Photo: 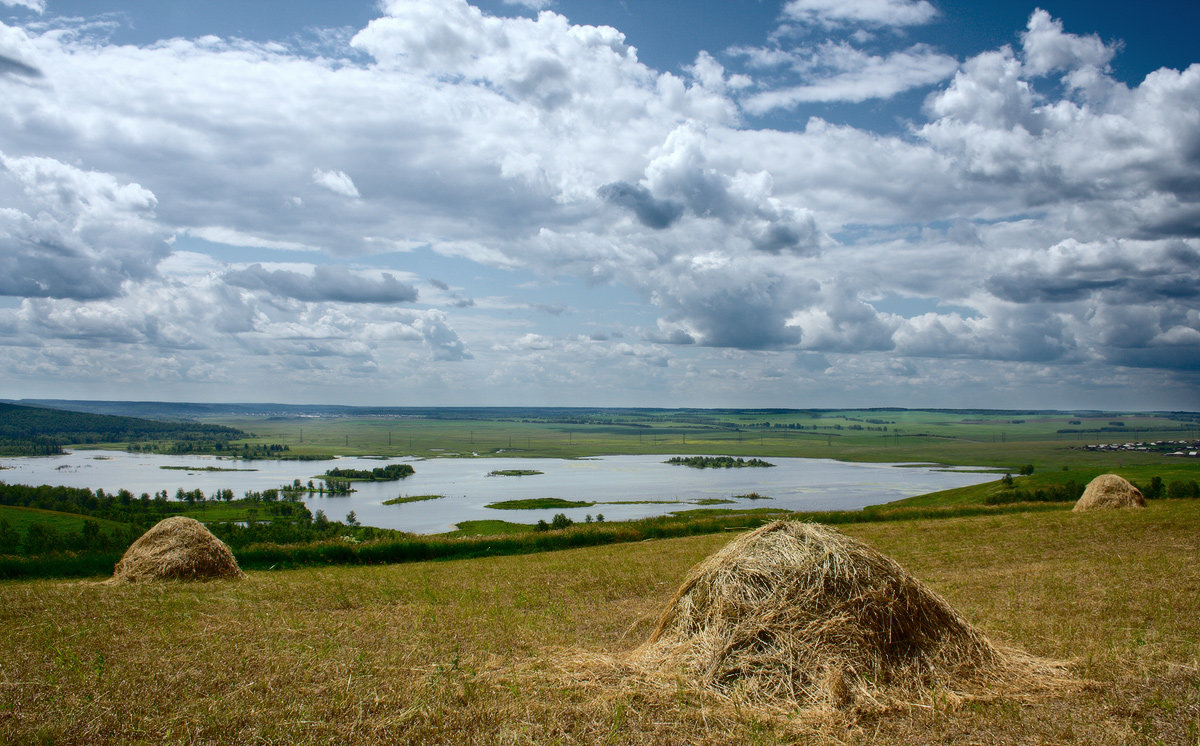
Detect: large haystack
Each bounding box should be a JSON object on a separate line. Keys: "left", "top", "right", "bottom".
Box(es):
{"left": 110, "top": 516, "right": 244, "bottom": 582}
{"left": 1073, "top": 474, "right": 1146, "bottom": 512}
{"left": 632, "top": 521, "right": 1034, "bottom": 710}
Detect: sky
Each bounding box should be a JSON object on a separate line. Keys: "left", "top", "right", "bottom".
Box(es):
{"left": 0, "top": 0, "right": 1198, "bottom": 410}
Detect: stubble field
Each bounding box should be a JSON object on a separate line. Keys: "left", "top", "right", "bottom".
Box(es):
{"left": 3, "top": 500, "right": 1197, "bottom": 744}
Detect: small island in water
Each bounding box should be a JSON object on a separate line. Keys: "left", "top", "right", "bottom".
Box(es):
{"left": 665, "top": 456, "right": 775, "bottom": 469}
{"left": 320, "top": 463, "right": 415, "bottom": 482}
{"left": 486, "top": 497, "right": 594, "bottom": 510}
{"left": 383, "top": 494, "right": 444, "bottom": 505}
{"left": 488, "top": 469, "right": 544, "bottom": 477}
{"left": 160, "top": 465, "right": 258, "bottom": 472}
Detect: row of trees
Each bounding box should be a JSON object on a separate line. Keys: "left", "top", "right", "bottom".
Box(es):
{"left": 534, "top": 513, "right": 605, "bottom": 531}
{"left": 281, "top": 479, "right": 352, "bottom": 495}
{"left": 126, "top": 441, "right": 293, "bottom": 458}
{"left": 988, "top": 474, "right": 1200, "bottom": 504}
{"left": 666, "top": 456, "right": 775, "bottom": 469}
{"left": 0, "top": 482, "right": 308, "bottom": 528}
{"left": 748, "top": 422, "right": 888, "bottom": 432}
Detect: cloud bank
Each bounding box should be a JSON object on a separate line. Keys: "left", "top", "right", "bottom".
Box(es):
{"left": 0, "top": 2, "right": 1195, "bottom": 407}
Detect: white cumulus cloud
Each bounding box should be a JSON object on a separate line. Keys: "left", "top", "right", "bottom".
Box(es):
{"left": 312, "top": 168, "right": 360, "bottom": 199}
{"left": 782, "top": 0, "right": 938, "bottom": 29}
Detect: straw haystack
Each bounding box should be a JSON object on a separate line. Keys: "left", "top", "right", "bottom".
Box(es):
{"left": 1073, "top": 474, "right": 1146, "bottom": 512}
{"left": 632, "top": 521, "right": 1036, "bottom": 710}
{"left": 110, "top": 516, "right": 244, "bottom": 582}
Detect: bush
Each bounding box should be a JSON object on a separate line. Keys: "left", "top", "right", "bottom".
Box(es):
{"left": 22, "top": 522, "right": 57, "bottom": 554}
{"left": 0, "top": 519, "right": 18, "bottom": 554}
{"left": 1139, "top": 476, "right": 1164, "bottom": 499}
{"left": 984, "top": 480, "right": 1085, "bottom": 505}
{"left": 550, "top": 513, "right": 573, "bottom": 530}
{"left": 1165, "top": 480, "right": 1200, "bottom": 499}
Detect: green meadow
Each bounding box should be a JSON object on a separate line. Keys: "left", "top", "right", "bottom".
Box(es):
{"left": 200, "top": 408, "right": 1200, "bottom": 470}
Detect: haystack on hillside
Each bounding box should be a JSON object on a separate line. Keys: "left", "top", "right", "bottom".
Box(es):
{"left": 1074, "top": 474, "right": 1146, "bottom": 512}
{"left": 632, "top": 521, "right": 1036, "bottom": 709}
{"left": 110, "top": 516, "right": 244, "bottom": 582}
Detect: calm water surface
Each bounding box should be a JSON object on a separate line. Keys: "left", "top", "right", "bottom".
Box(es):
{"left": 0, "top": 450, "right": 995, "bottom": 533}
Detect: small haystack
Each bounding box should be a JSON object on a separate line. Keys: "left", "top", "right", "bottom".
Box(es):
{"left": 110, "top": 516, "right": 244, "bottom": 582}
{"left": 1073, "top": 474, "right": 1146, "bottom": 512}
{"left": 631, "top": 521, "right": 1039, "bottom": 710}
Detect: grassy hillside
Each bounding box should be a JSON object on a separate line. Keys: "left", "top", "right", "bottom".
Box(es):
{"left": 0, "top": 504, "right": 127, "bottom": 534}
{"left": 2, "top": 501, "right": 1197, "bottom": 744}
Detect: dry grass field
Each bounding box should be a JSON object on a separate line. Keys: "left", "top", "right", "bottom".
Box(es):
{"left": 2, "top": 500, "right": 1198, "bottom": 744}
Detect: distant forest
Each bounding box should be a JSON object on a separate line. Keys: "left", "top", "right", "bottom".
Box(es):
{"left": 0, "top": 402, "right": 247, "bottom": 456}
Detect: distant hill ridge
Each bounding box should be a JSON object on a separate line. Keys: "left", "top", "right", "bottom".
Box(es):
{"left": 0, "top": 402, "right": 246, "bottom": 456}
{"left": 8, "top": 399, "right": 1192, "bottom": 421}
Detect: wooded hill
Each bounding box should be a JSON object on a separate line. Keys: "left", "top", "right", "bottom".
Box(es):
{"left": 0, "top": 402, "right": 247, "bottom": 456}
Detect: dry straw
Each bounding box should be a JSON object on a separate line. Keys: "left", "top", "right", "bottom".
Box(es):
{"left": 1073, "top": 473, "right": 1146, "bottom": 512}
{"left": 627, "top": 521, "right": 1064, "bottom": 713}
{"left": 108, "top": 515, "right": 245, "bottom": 582}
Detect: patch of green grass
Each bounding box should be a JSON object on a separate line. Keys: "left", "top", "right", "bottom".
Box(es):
{"left": 180, "top": 505, "right": 263, "bottom": 522}
{"left": 0, "top": 504, "right": 127, "bottom": 534}
{"left": 485, "top": 498, "right": 596, "bottom": 510}
{"left": 382, "top": 494, "right": 445, "bottom": 505}
{"left": 691, "top": 498, "right": 736, "bottom": 505}
{"left": 444, "top": 520, "right": 534, "bottom": 536}
{"left": 174, "top": 500, "right": 306, "bottom": 524}
{"left": 668, "top": 507, "right": 790, "bottom": 518}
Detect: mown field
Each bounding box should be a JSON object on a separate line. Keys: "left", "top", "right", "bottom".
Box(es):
{"left": 2, "top": 500, "right": 1197, "bottom": 744}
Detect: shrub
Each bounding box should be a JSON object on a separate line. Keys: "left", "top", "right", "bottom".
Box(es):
{"left": 1165, "top": 480, "right": 1200, "bottom": 499}
{"left": 0, "top": 519, "right": 18, "bottom": 554}
{"left": 550, "top": 513, "right": 573, "bottom": 530}
{"left": 22, "top": 522, "right": 57, "bottom": 555}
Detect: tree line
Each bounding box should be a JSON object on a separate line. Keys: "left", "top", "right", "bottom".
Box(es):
{"left": 0, "top": 480, "right": 379, "bottom": 559}
{"left": 665, "top": 456, "right": 775, "bottom": 468}
{"left": 985, "top": 474, "right": 1199, "bottom": 505}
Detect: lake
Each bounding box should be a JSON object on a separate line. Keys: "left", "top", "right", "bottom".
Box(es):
{"left": 0, "top": 450, "right": 997, "bottom": 533}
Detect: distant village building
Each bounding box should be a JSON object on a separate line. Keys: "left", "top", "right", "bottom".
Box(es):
{"left": 1081, "top": 439, "right": 1200, "bottom": 456}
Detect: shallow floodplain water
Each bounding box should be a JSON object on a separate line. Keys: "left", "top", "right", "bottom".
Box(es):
{"left": 0, "top": 451, "right": 997, "bottom": 533}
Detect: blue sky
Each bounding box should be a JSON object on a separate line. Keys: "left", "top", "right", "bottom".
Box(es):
{"left": 1, "top": 0, "right": 1198, "bottom": 409}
